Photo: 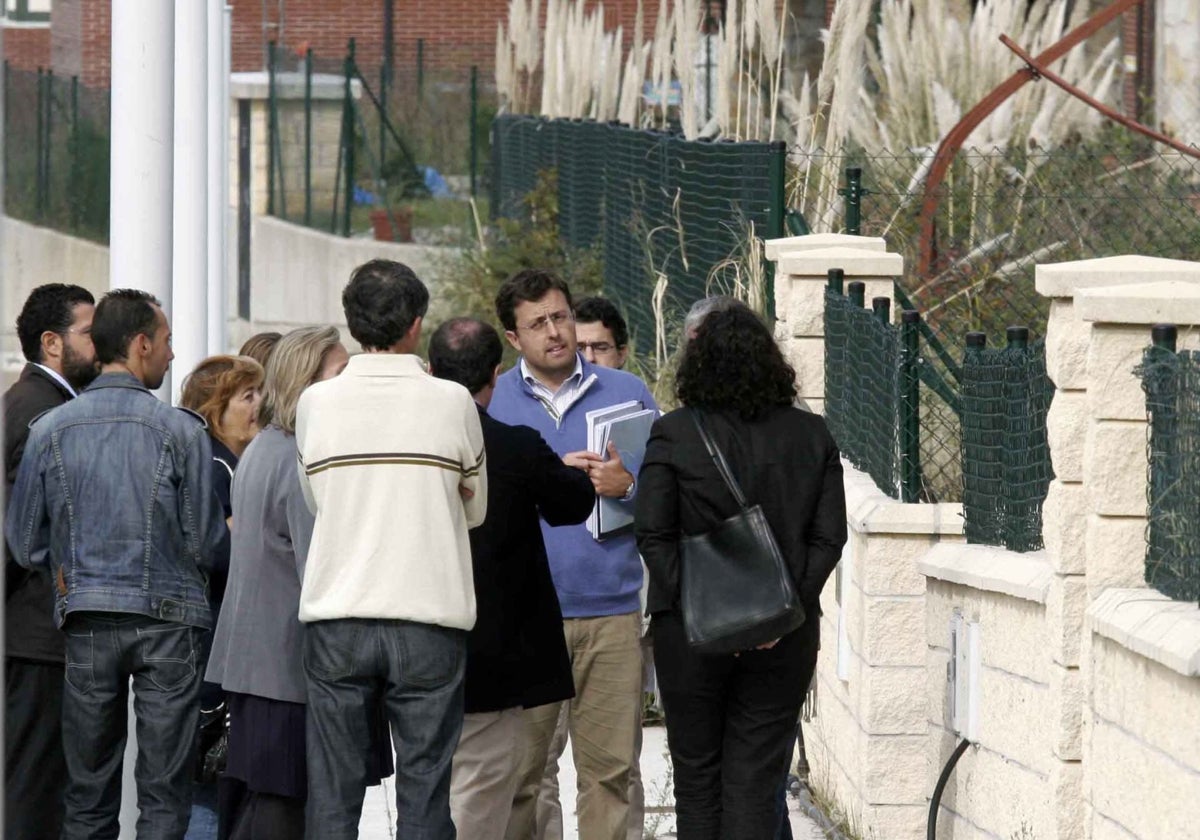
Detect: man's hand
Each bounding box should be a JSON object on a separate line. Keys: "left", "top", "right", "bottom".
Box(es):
{"left": 459, "top": 484, "right": 475, "bottom": 501}
{"left": 563, "top": 443, "right": 635, "bottom": 498}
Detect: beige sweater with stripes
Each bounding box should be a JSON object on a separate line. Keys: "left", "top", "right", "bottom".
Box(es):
{"left": 294, "top": 353, "right": 486, "bottom": 629}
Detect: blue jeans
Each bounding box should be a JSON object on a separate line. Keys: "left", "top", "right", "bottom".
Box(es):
{"left": 304, "top": 618, "right": 466, "bottom": 840}
{"left": 61, "top": 613, "right": 203, "bottom": 840}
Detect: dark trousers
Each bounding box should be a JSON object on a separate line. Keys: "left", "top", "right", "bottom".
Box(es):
{"left": 6, "top": 657, "right": 68, "bottom": 840}
{"left": 219, "top": 778, "right": 305, "bottom": 840}
{"left": 652, "top": 611, "right": 820, "bottom": 840}
{"left": 304, "top": 618, "right": 466, "bottom": 840}
{"left": 61, "top": 613, "right": 203, "bottom": 840}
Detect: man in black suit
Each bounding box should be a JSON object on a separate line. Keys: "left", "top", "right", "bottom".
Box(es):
{"left": 4, "top": 283, "right": 100, "bottom": 840}
{"left": 429, "top": 317, "right": 595, "bottom": 840}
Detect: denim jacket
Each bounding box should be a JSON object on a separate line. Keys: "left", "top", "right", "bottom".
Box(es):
{"left": 4, "top": 372, "right": 226, "bottom": 629}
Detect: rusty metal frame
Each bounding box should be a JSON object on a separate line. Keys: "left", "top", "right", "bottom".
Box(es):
{"left": 1000, "top": 35, "right": 1200, "bottom": 161}
{"left": 916, "top": 0, "right": 1145, "bottom": 280}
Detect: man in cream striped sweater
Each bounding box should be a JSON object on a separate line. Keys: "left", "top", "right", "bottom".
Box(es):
{"left": 295, "top": 259, "right": 487, "bottom": 839}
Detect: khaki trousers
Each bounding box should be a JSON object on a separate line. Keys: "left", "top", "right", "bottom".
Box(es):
{"left": 451, "top": 708, "right": 527, "bottom": 840}
{"left": 536, "top": 636, "right": 653, "bottom": 840}
{"left": 506, "top": 612, "right": 643, "bottom": 840}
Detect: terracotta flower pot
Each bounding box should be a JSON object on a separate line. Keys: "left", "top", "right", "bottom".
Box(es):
{"left": 369, "top": 207, "right": 414, "bottom": 243}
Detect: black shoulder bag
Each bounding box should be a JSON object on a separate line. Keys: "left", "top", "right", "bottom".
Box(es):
{"left": 679, "top": 410, "right": 805, "bottom": 654}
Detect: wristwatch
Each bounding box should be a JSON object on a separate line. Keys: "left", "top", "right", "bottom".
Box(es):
{"left": 621, "top": 476, "right": 636, "bottom": 501}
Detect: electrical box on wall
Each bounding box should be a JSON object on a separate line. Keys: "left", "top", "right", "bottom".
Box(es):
{"left": 947, "top": 610, "right": 981, "bottom": 741}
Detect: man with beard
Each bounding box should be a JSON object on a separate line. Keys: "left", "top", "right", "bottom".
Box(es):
{"left": 3, "top": 283, "right": 100, "bottom": 840}
{"left": 3, "top": 284, "right": 98, "bottom": 840}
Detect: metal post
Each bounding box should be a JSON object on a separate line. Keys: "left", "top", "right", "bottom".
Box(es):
{"left": 342, "top": 38, "right": 356, "bottom": 237}
{"left": 379, "top": 62, "right": 387, "bottom": 181}
{"left": 267, "top": 40, "right": 277, "bottom": 216}
{"left": 1006, "top": 325, "right": 1029, "bottom": 350}
{"left": 45, "top": 69, "right": 54, "bottom": 216}
{"left": 766, "top": 140, "right": 786, "bottom": 319}
{"left": 469, "top": 65, "right": 478, "bottom": 197}
{"left": 304, "top": 48, "right": 313, "bottom": 227}
{"left": 35, "top": 68, "right": 44, "bottom": 219}
{"left": 69, "top": 75, "right": 79, "bottom": 228}
{"left": 704, "top": 33, "right": 712, "bottom": 124}
{"left": 840, "top": 166, "right": 866, "bottom": 235}
{"left": 416, "top": 38, "right": 425, "bottom": 102}
{"left": 900, "top": 309, "right": 922, "bottom": 503}
{"left": 1152, "top": 323, "right": 1177, "bottom": 352}
{"left": 110, "top": 0, "right": 175, "bottom": 396}
{"left": 848, "top": 281, "right": 865, "bottom": 309}
{"left": 872, "top": 296, "right": 890, "bottom": 324}
{"left": 827, "top": 268, "right": 844, "bottom": 294}
{"left": 172, "top": 0, "right": 210, "bottom": 402}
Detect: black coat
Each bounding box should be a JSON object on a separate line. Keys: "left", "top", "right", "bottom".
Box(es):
{"left": 4, "top": 364, "right": 74, "bottom": 662}
{"left": 635, "top": 406, "right": 848, "bottom": 617}
{"left": 464, "top": 405, "right": 595, "bottom": 714}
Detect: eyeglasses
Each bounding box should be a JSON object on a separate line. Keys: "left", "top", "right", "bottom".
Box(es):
{"left": 578, "top": 341, "right": 618, "bottom": 354}
{"left": 518, "top": 310, "right": 574, "bottom": 334}
{"left": 65, "top": 327, "right": 91, "bottom": 337}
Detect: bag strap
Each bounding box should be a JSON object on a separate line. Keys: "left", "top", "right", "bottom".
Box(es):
{"left": 689, "top": 409, "right": 749, "bottom": 511}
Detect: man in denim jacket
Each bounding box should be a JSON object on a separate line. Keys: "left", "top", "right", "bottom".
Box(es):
{"left": 5, "top": 288, "right": 228, "bottom": 840}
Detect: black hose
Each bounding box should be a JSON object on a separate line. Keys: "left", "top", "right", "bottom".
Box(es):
{"left": 927, "top": 737, "right": 971, "bottom": 840}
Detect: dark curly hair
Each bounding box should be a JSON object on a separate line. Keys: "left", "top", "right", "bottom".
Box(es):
{"left": 342, "top": 259, "right": 429, "bottom": 350}
{"left": 676, "top": 306, "right": 797, "bottom": 420}
{"left": 16, "top": 284, "right": 95, "bottom": 363}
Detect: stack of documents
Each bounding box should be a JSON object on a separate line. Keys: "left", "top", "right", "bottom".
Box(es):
{"left": 585, "top": 401, "right": 656, "bottom": 539}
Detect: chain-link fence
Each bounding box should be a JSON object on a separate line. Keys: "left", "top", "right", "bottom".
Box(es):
{"left": 266, "top": 39, "right": 490, "bottom": 242}
{"left": 1139, "top": 328, "right": 1200, "bottom": 605}
{"left": 795, "top": 135, "right": 1200, "bottom": 508}
{"left": 960, "top": 331, "right": 1054, "bottom": 552}
{"left": 3, "top": 63, "right": 111, "bottom": 242}
{"left": 491, "top": 114, "right": 786, "bottom": 351}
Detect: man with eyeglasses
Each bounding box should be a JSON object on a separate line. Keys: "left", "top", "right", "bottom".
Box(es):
{"left": 490, "top": 270, "right": 657, "bottom": 840}
{"left": 573, "top": 297, "right": 630, "bottom": 371}
{"left": 3, "top": 283, "right": 100, "bottom": 840}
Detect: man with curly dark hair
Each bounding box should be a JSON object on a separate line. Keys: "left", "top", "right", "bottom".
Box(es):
{"left": 295, "top": 259, "right": 487, "bottom": 839}
{"left": 636, "top": 306, "right": 847, "bottom": 839}
{"left": 3, "top": 283, "right": 98, "bottom": 840}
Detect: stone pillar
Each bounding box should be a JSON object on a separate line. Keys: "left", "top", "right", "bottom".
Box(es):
{"left": 765, "top": 234, "right": 903, "bottom": 415}
{"left": 1037, "top": 255, "right": 1200, "bottom": 840}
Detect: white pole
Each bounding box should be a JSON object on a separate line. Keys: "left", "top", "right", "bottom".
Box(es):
{"left": 109, "top": 0, "right": 175, "bottom": 398}
{"left": 172, "top": 0, "right": 210, "bottom": 402}
{"left": 206, "top": 1, "right": 229, "bottom": 356}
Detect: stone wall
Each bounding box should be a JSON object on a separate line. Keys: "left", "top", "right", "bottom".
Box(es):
{"left": 766, "top": 239, "right": 1200, "bottom": 840}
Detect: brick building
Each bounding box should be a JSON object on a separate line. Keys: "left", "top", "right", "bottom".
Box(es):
{"left": 0, "top": 0, "right": 1169, "bottom": 130}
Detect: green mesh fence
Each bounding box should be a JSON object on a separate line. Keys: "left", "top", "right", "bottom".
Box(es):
{"left": 3, "top": 64, "right": 111, "bottom": 242}
{"left": 1139, "top": 340, "right": 1200, "bottom": 604}
{"left": 960, "top": 335, "right": 1054, "bottom": 552}
{"left": 823, "top": 288, "right": 901, "bottom": 498}
{"left": 491, "top": 115, "right": 786, "bottom": 350}
{"left": 266, "top": 41, "right": 488, "bottom": 242}
{"left": 793, "top": 134, "right": 1200, "bottom": 507}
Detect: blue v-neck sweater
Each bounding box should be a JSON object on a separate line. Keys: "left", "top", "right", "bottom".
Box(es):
{"left": 489, "top": 357, "right": 658, "bottom": 618}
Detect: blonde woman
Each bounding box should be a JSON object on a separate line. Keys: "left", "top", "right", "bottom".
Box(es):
{"left": 206, "top": 327, "right": 353, "bottom": 839}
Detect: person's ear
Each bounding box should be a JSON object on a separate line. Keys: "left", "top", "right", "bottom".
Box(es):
{"left": 40, "top": 330, "right": 64, "bottom": 363}
{"left": 408, "top": 316, "right": 423, "bottom": 342}
{"left": 490, "top": 363, "right": 502, "bottom": 388}
{"left": 504, "top": 330, "right": 521, "bottom": 352}
{"left": 617, "top": 346, "right": 629, "bottom": 369}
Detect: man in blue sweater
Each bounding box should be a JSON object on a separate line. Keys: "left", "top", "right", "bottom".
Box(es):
{"left": 490, "top": 270, "right": 657, "bottom": 840}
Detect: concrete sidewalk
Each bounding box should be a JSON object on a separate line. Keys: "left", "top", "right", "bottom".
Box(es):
{"left": 358, "top": 725, "right": 828, "bottom": 839}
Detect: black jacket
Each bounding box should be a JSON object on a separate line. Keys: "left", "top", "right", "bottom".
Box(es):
{"left": 464, "top": 405, "right": 595, "bottom": 714}
{"left": 635, "top": 406, "right": 848, "bottom": 617}
{"left": 4, "top": 364, "right": 73, "bottom": 662}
